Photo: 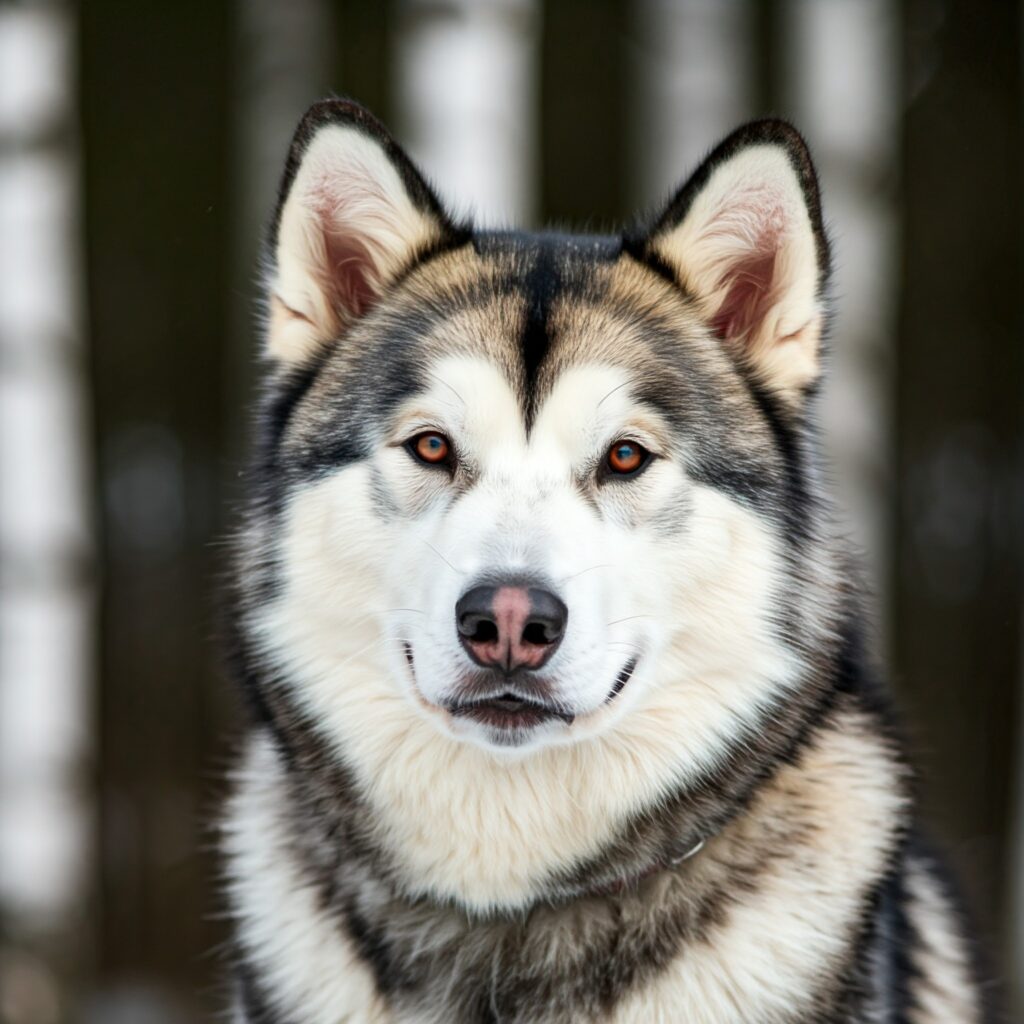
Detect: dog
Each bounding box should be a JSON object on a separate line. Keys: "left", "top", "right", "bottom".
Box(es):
{"left": 220, "top": 98, "right": 995, "bottom": 1023}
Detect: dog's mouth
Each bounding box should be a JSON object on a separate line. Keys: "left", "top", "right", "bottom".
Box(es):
{"left": 403, "top": 642, "right": 639, "bottom": 731}
{"left": 447, "top": 692, "right": 576, "bottom": 729}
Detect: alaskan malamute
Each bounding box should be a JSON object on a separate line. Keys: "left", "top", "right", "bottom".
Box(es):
{"left": 221, "top": 99, "right": 995, "bottom": 1022}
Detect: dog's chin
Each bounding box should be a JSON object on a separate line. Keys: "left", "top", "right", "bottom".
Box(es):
{"left": 445, "top": 710, "right": 573, "bottom": 752}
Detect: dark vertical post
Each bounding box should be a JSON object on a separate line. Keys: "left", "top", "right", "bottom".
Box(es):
{"left": 752, "top": 0, "right": 784, "bottom": 116}
{"left": 330, "top": 0, "right": 394, "bottom": 125}
{"left": 897, "top": 0, "right": 1023, "bottom": 967}
{"left": 539, "top": 0, "right": 628, "bottom": 226}
{"left": 79, "top": 2, "right": 234, "bottom": 1013}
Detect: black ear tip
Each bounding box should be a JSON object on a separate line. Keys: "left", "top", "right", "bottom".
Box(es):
{"left": 645, "top": 116, "right": 823, "bottom": 241}
{"left": 270, "top": 95, "right": 462, "bottom": 254}
{"left": 269, "top": 97, "right": 395, "bottom": 253}
{"left": 736, "top": 117, "right": 809, "bottom": 144}
{"left": 710, "top": 117, "right": 823, "bottom": 220}
{"left": 292, "top": 97, "right": 391, "bottom": 150}
{"left": 714, "top": 118, "right": 816, "bottom": 173}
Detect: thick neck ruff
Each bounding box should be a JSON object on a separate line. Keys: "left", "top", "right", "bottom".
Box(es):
{"left": 226, "top": 697, "right": 907, "bottom": 1023}
{"left": 585, "top": 835, "right": 707, "bottom": 899}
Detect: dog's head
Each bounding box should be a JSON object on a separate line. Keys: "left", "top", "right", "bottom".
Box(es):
{"left": 243, "top": 100, "right": 835, "bottom": 765}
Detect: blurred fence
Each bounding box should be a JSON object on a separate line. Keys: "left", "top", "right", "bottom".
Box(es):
{"left": 0, "top": 1, "right": 1021, "bottom": 1020}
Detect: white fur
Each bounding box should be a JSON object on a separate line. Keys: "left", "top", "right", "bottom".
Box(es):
{"left": 248, "top": 355, "right": 810, "bottom": 911}
{"left": 651, "top": 145, "right": 823, "bottom": 399}
{"left": 226, "top": 711, "right": 902, "bottom": 1024}
{"left": 905, "top": 859, "right": 982, "bottom": 1023}
{"left": 270, "top": 125, "right": 440, "bottom": 363}
{"left": 223, "top": 736, "right": 390, "bottom": 1024}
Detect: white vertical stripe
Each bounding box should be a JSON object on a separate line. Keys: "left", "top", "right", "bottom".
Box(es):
{"left": 0, "top": 3, "right": 93, "bottom": 932}
{"left": 633, "top": 0, "right": 897, "bottom": 625}
{"left": 227, "top": 0, "right": 335, "bottom": 446}
{"left": 631, "top": 0, "right": 753, "bottom": 207}
{"left": 781, "top": 0, "right": 898, "bottom": 623}
{"left": 395, "top": 0, "right": 539, "bottom": 226}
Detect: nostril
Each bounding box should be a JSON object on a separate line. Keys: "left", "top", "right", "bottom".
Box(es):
{"left": 465, "top": 617, "right": 499, "bottom": 644}
{"left": 522, "top": 588, "right": 568, "bottom": 648}
{"left": 522, "top": 620, "right": 558, "bottom": 646}
{"left": 456, "top": 586, "right": 503, "bottom": 651}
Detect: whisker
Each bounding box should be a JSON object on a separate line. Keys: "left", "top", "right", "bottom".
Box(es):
{"left": 558, "top": 563, "right": 611, "bottom": 585}
{"left": 606, "top": 614, "right": 652, "bottom": 628}
{"left": 419, "top": 537, "right": 464, "bottom": 575}
{"left": 596, "top": 380, "right": 631, "bottom": 410}
{"left": 426, "top": 369, "right": 466, "bottom": 408}
{"left": 322, "top": 635, "right": 412, "bottom": 674}
{"left": 332, "top": 608, "right": 426, "bottom": 633}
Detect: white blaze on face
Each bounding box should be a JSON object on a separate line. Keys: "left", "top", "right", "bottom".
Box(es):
{"left": 378, "top": 357, "right": 673, "bottom": 747}
{"left": 255, "top": 352, "right": 802, "bottom": 905}
{"left": 260, "top": 350, "right": 799, "bottom": 757}
{"left": 385, "top": 356, "right": 663, "bottom": 724}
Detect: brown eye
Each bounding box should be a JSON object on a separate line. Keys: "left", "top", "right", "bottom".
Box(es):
{"left": 409, "top": 431, "right": 452, "bottom": 467}
{"left": 606, "top": 440, "right": 648, "bottom": 476}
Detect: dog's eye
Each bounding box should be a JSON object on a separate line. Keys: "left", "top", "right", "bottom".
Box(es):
{"left": 408, "top": 431, "right": 454, "bottom": 468}
{"left": 606, "top": 440, "right": 649, "bottom": 477}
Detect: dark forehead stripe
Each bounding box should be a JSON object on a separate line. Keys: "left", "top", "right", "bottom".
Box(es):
{"left": 474, "top": 231, "right": 622, "bottom": 414}
{"left": 521, "top": 239, "right": 558, "bottom": 397}
{"left": 268, "top": 231, "right": 626, "bottom": 476}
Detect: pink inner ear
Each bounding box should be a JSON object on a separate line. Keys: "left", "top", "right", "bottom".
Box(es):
{"left": 320, "top": 225, "right": 378, "bottom": 322}
{"left": 710, "top": 249, "right": 779, "bottom": 345}
{"left": 308, "top": 174, "right": 389, "bottom": 325}
{"left": 706, "top": 191, "right": 787, "bottom": 347}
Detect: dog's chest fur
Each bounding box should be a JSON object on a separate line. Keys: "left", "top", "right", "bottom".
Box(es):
{"left": 223, "top": 700, "right": 939, "bottom": 1024}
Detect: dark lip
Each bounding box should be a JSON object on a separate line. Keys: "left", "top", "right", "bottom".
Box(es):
{"left": 447, "top": 692, "right": 575, "bottom": 729}
{"left": 605, "top": 656, "right": 638, "bottom": 703}
{"left": 405, "top": 643, "right": 639, "bottom": 725}
{"left": 406, "top": 644, "right": 571, "bottom": 728}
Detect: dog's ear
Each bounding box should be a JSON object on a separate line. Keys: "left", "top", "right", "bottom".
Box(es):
{"left": 633, "top": 120, "right": 830, "bottom": 405}
{"left": 266, "top": 99, "right": 463, "bottom": 364}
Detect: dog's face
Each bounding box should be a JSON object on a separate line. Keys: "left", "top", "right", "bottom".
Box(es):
{"left": 248, "top": 102, "right": 831, "bottom": 762}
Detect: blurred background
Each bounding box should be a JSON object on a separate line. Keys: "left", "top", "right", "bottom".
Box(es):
{"left": 0, "top": 0, "right": 1021, "bottom": 1020}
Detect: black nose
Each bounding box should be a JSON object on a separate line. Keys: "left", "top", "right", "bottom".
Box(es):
{"left": 456, "top": 583, "right": 568, "bottom": 672}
